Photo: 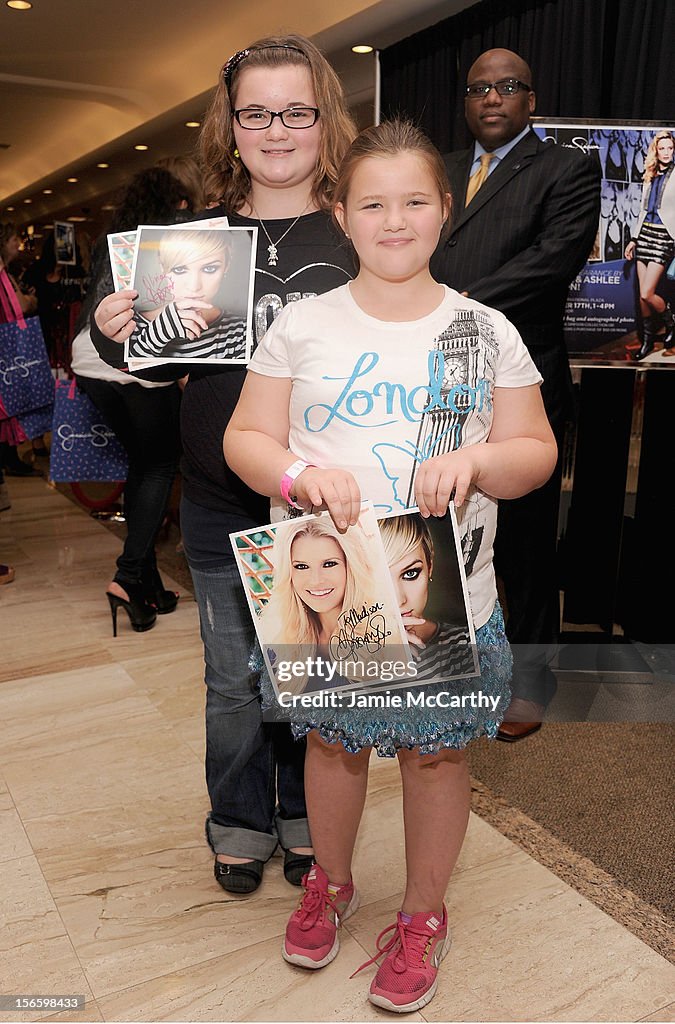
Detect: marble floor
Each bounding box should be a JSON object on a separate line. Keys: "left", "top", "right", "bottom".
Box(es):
{"left": 0, "top": 475, "right": 673, "bottom": 1024}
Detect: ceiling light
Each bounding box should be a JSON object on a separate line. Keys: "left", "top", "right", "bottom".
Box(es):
{"left": 6, "top": 1, "right": 33, "bottom": 9}
{"left": 42, "top": 189, "right": 53, "bottom": 195}
{"left": 67, "top": 177, "right": 78, "bottom": 183}
{"left": 352, "top": 44, "right": 374, "bottom": 54}
{"left": 97, "top": 162, "right": 109, "bottom": 168}
{"left": 23, "top": 198, "right": 32, "bottom": 204}
{"left": 134, "top": 144, "right": 149, "bottom": 151}
{"left": 101, "top": 204, "right": 116, "bottom": 211}
{"left": 185, "top": 121, "right": 200, "bottom": 128}
{"left": 6, "top": 206, "right": 15, "bottom": 211}
{"left": 67, "top": 216, "right": 87, "bottom": 222}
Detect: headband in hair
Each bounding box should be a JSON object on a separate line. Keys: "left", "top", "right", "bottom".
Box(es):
{"left": 223, "top": 44, "right": 308, "bottom": 83}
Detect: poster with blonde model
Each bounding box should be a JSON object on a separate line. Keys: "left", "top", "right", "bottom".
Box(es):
{"left": 123, "top": 223, "right": 255, "bottom": 365}
{"left": 231, "top": 504, "right": 414, "bottom": 700}
{"left": 378, "top": 508, "right": 479, "bottom": 684}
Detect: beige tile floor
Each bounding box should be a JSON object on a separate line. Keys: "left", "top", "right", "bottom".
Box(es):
{"left": 1, "top": 476, "right": 674, "bottom": 1023}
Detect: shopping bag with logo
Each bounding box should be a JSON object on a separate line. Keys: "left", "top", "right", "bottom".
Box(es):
{"left": 0, "top": 271, "right": 55, "bottom": 420}
{"left": 49, "top": 379, "right": 128, "bottom": 482}
{"left": 19, "top": 401, "right": 55, "bottom": 440}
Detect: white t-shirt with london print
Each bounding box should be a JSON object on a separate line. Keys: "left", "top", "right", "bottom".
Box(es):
{"left": 249, "top": 283, "right": 542, "bottom": 629}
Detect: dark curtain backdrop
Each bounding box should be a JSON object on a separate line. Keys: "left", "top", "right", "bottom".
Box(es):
{"left": 380, "top": 0, "right": 674, "bottom": 154}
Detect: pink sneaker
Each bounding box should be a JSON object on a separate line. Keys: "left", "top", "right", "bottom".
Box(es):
{"left": 355, "top": 906, "right": 451, "bottom": 1013}
{"left": 283, "top": 863, "right": 359, "bottom": 970}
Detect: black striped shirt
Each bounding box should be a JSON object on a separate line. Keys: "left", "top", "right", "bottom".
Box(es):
{"left": 129, "top": 303, "right": 247, "bottom": 361}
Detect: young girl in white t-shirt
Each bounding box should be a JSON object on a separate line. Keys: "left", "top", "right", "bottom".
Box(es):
{"left": 224, "top": 119, "right": 557, "bottom": 1014}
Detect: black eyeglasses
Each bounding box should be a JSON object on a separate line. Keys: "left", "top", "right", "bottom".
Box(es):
{"left": 233, "top": 107, "right": 320, "bottom": 130}
{"left": 465, "top": 79, "right": 532, "bottom": 98}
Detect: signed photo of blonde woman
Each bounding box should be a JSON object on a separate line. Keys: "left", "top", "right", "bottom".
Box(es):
{"left": 126, "top": 224, "right": 256, "bottom": 364}
{"left": 230, "top": 505, "right": 412, "bottom": 699}
{"left": 379, "top": 509, "right": 479, "bottom": 683}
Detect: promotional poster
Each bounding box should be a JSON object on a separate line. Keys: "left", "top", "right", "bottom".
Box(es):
{"left": 231, "top": 504, "right": 478, "bottom": 707}
{"left": 533, "top": 119, "right": 675, "bottom": 364}
{"left": 378, "top": 508, "right": 479, "bottom": 684}
{"left": 231, "top": 504, "right": 414, "bottom": 701}
{"left": 121, "top": 223, "right": 256, "bottom": 365}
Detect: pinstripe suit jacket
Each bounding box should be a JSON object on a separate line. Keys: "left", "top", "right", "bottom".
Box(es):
{"left": 431, "top": 128, "right": 601, "bottom": 360}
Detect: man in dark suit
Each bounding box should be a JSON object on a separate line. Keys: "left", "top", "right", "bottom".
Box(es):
{"left": 431, "top": 48, "right": 601, "bottom": 740}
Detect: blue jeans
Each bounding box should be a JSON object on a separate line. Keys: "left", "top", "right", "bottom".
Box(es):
{"left": 188, "top": 554, "right": 310, "bottom": 861}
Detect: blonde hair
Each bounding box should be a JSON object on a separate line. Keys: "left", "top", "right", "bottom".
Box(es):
{"left": 380, "top": 514, "right": 434, "bottom": 575}
{"left": 158, "top": 229, "right": 231, "bottom": 274}
{"left": 644, "top": 130, "right": 675, "bottom": 182}
{"left": 333, "top": 119, "right": 452, "bottom": 241}
{"left": 199, "top": 34, "right": 357, "bottom": 211}
{"left": 156, "top": 155, "right": 206, "bottom": 212}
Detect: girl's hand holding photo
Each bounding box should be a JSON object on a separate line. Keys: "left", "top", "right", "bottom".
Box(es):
{"left": 292, "top": 466, "right": 362, "bottom": 531}
{"left": 94, "top": 288, "right": 138, "bottom": 342}
{"left": 414, "top": 446, "right": 483, "bottom": 518}
{"left": 94, "top": 288, "right": 213, "bottom": 345}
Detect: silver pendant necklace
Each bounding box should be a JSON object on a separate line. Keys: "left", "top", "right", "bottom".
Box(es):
{"left": 251, "top": 202, "right": 311, "bottom": 266}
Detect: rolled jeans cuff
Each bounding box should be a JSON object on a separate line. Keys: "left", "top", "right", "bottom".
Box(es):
{"left": 205, "top": 817, "right": 278, "bottom": 861}
{"left": 275, "top": 813, "right": 311, "bottom": 851}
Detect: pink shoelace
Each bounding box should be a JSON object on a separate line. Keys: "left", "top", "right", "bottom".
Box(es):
{"left": 295, "top": 884, "right": 342, "bottom": 931}
{"left": 350, "top": 917, "right": 432, "bottom": 978}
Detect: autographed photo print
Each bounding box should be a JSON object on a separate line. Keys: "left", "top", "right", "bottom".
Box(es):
{"left": 378, "top": 508, "right": 480, "bottom": 685}
{"left": 126, "top": 224, "right": 256, "bottom": 364}
{"left": 230, "top": 505, "right": 413, "bottom": 701}
{"left": 107, "top": 231, "right": 137, "bottom": 291}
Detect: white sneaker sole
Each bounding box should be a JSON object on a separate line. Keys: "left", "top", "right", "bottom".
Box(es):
{"left": 368, "top": 928, "right": 452, "bottom": 1013}
{"left": 282, "top": 888, "right": 360, "bottom": 970}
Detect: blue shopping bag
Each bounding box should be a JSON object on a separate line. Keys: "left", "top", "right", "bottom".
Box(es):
{"left": 49, "top": 380, "right": 128, "bottom": 482}
{"left": 0, "top": 316, "right": 55, "bottom": 419}
{"left": 19, "top": 402, "right": 55, "bottom": 440}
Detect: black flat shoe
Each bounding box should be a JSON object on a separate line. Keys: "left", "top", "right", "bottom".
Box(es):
{"left": 283, "top": 850, "right": 315, "bottom": 886}
{"left": 214, "top": 857, "right": 264, "bottom": 894}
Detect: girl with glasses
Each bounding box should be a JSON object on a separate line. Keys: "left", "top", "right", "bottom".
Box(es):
{"left": 92, "top": 35, "right": 357, "bottom": 894}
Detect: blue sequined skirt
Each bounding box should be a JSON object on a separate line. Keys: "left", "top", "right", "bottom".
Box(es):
{"left": 251, "top": 603, "right": 512, "bottom": 758}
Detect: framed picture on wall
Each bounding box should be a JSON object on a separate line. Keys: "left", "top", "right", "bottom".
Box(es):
{"left": 54, "top": 221, "right": 76, "bottom": 266}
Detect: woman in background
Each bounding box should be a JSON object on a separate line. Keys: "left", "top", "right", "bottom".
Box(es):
{"left": 71, "top": 165, "right": 195, "bottom": 633}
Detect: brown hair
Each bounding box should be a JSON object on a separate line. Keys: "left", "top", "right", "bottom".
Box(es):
{"left": 0, "top": 222, "right": 18, "bottom": 263}
{"left": 156, "top": 155, "right": 206, "bottom": 213}
{"left": 644, "top": 130, "right": 675, "bottom": 182}
{"left": 332, "top": 119, "right": 452, "bottom": 240}
{"left": 199, "top": 34, "right": 357, "bottom": 212}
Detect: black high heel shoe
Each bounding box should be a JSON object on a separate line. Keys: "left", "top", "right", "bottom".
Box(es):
{"left": 141, "top": 565, "right": 179, "bottom": 614}
{"left": 106, "top": 583, "right": 157, "bottom": 636}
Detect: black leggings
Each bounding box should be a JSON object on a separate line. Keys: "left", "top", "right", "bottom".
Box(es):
{"left": 76, "top": 376, "right": 182, "bottom": 587}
